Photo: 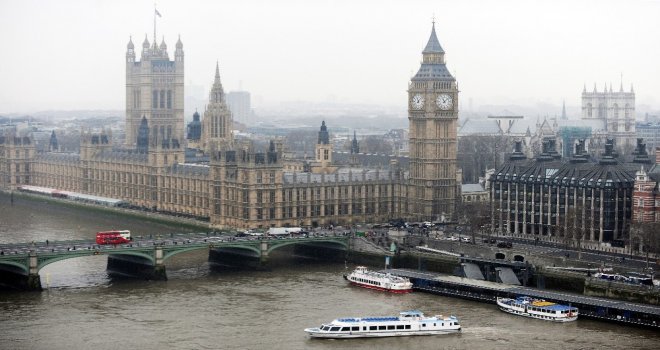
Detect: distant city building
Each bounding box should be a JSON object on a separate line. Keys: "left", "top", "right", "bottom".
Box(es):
{"left": 461, "top": 183, "right": 488, "bottom": 203}
{"left": 636, "top": 122, "right": 660, "bottom": 155}
{"left": 226, "top": 91, "right": 251, "bottom": 124}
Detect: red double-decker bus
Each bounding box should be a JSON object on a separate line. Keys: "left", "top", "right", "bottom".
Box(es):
{"left": 96, "top": 230, "right": 132, "bottom": 245}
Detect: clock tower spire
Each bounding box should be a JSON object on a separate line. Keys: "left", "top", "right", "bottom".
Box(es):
{"left": 407, "top": 21, "right": 459, "bottom": 221}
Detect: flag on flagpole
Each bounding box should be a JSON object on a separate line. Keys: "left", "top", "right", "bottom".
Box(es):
{"left": 155, "top": 9, "right": 162, "bottom": 17}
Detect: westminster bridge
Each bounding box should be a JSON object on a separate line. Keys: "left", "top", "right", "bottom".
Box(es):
{"left": 0, "top": 232, "right": 350, "bottom": 291}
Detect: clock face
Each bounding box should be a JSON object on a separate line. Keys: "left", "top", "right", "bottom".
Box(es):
{"left": 411, "top": 94, "right": 425, "bottom": 110}
{"left": 436, "top": 94, "right": 453, "bottom": 110}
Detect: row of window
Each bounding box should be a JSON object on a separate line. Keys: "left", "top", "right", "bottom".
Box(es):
{"left": 352, "top": 277, "right": 381, "bottom": 286}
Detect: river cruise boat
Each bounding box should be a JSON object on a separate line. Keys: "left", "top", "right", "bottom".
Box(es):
{"left": 344, "top": 266, "right": 413, "bottom": 293}
{"left": 496, "top": 296, "right": 578, "bottom": 322}
{"left": 304, "top": 310, "right": 461, "bottom": 338}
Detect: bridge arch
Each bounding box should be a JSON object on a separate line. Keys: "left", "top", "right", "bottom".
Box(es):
{"left": 0, "top": 261, "right": 29, "bottom": 275}
{"left": 162, "top": 245, "right": 213, "bottom": 261}
{"left": 266, "top": 238, "right": 348, "bottom": 255}
{"left": 37, "top": 251, "right": 155, "bottom": 271}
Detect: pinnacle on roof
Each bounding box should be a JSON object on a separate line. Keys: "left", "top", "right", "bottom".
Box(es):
{"left": 422, "top": 22, "right": 445, "bottom": 54}
{"left": 143, "top": 35, "right": 150, "bottom": 48}
{"left": 127, "top": 36, "right": 134, "bottom": 50}
{"left": 176, "top": 35, "right": 183, "bottom": 49}
{"left": 160, "top": 36, "right": 167, "bottom": 50}
{"left": 215, "top": 60, "right": 221, "bottom": 81}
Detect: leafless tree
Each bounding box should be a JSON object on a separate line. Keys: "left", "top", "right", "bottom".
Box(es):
{"left": 458, "top": 135, "right": 511, "bottom": 183}
{"left": 630, "top": 221, "right": 660, "bottom": 270}
{"left": 558, "top": 208, "right": 585, "bottom": 259}
{"left": 360, "top": 135, "right": 393, "bottom": 155}
{"left": 455, "top": 200, "right": 490, "bottom": 243}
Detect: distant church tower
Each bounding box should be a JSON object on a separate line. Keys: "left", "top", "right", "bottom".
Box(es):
{"left": 581, "top": 81, "right": 635, "bottom": 151}
{"left": 407, "top": 22, "right": 459, "bottom": 221}
{"left": 202, "top": 63, "right": 233, "bottom": 152}
{"left": 315, "top": 121, "right": 332, "bottom": 171}
{"left": 349, "top": 131, "right": 360, "bottom": 167}
{"left": 125, "top": 23, "right": 184, "bottom": 148}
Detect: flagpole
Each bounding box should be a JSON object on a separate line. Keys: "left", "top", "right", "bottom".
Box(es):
{"left": 154, "top": 3, "right": 157, "bottom": 45}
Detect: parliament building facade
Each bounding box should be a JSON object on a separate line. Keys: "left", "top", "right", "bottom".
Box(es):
{"left": 0, "top": 24, "right": 460, "bottom": 230}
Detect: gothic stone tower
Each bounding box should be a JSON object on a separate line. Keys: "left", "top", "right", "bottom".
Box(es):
{"left": 125, "top": 33, "right": 184, "bottom": 148}
{"left": 315, "top": 121, "right": 332, "bottom": 172}
{"left": 581, "top": 82, "right": 635, "bottom": 152}
{"left": 202, "top": 63, "right": 234, "bottom": 152}
{"left": 407, "top": 23, "right": 458, "bottom": 221}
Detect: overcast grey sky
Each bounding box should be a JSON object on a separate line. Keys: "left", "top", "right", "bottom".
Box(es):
{"left": 1, "top": 0, "right": 659, "bottom": 114}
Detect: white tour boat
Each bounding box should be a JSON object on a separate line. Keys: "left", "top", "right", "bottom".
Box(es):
{"left": 496, "top": 296, "right": 578, "bottom": 322}
{"left": 344, "top": 266, "right": 413, "bottom": 293}
{"left": 304, "top": 310, "right": 461, "bottom": 338}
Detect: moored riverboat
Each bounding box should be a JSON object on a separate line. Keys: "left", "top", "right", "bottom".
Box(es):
{"left": 344, "top": 266, "right": 413, "bottom": 293}
{"left": 304, "top": 310, "right": 461, "bottom": 338}
{"left": 496, "top": 296, "right": 578, "bottom": 322}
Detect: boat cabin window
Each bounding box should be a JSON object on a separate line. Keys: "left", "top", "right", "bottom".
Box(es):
{"left": 363, "top": 326, "right": 367, "bottom": 331}
{"left": 405, "top": 325, "right": 411, "bottom": 329}
{"left": 351, "top": 327, "right": 359, "bottom": 331}
{"left": 321, "top": 326, "right": 328, "bottom": 331}
{"left": 341, "top": 327, "right": 350, "bottom": 332}
{"left": 433, "top": 323, "right": 436, "bottom": 326}
{"left": 387, "top": 325, "right": 395, "bottom": 330}
{"left": 396, "top": 325, "right": 404, "bottom": 330}
{"left": 378, "top": 326, "right": 386, "bottom": 330}
{"left": 370, "top": 326, "right": 377, "bottom": 330}
{"left": 422, "top": 324, "right": 426, "bottom": 327}
{"left": 330, "top": 327, "right": 340, "bottom": 332}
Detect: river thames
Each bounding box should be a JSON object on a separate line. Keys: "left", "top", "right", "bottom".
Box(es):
{"left": 0, "top": 193, "right": 658, "bottom": 350}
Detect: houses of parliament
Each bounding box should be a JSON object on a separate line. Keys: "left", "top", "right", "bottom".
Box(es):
{"left": 0, "top": 23, "right": 460, "bottom": 229}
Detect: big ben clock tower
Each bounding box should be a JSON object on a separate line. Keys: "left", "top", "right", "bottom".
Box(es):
{"left": 407, "top": 22, "right": 458, "bottom": 221}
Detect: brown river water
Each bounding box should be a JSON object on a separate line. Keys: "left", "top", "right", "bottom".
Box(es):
{"left": 0, "top": 193, "right": 658, "bottom": 350}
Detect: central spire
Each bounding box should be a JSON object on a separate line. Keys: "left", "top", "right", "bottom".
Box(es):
{"left": 423, "top": 22, "right": 444, "bottom": 54}
{"left": 210, "top": 61, "right": 225, "bottom": 103}
{"left": 412, "top": 21, "right": 453, "bottom": 81}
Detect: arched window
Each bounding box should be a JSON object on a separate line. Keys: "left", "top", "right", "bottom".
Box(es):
{"left": 167, "top": 126, "right": 172, "bottom": 139}
{"left": 160, "top": 90, "right": 165, "bottom": 109}
{"left": 613, "top": 103, "right": 619, "bottom": 119}
{"left": 587, "top": 103, "right": 592, "bottom": 118}
{"left": 598, "top": 103, "right": 606, "bottom": 119}
{"left": 167, "top": 90, "right": 172, "bottom": 109}
{"left": 152, "top": 90, "right": 158, "bottom": 108}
